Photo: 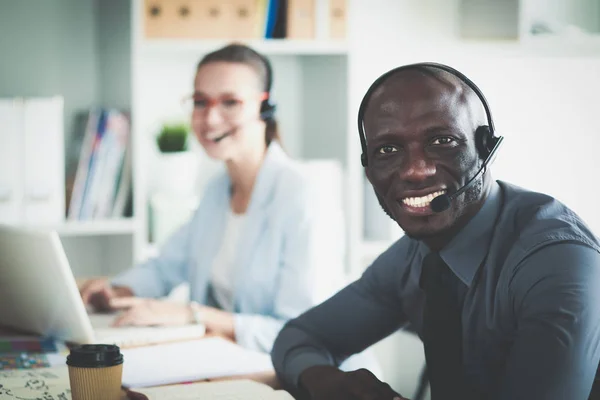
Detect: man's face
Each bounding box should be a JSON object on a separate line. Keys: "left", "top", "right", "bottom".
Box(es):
{"left": 363, "top": 72, "right": 487, "bottom": 240}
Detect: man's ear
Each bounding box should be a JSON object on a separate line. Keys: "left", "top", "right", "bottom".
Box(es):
{"left": 364, "top": 166, "right": 373, "bottom": 185}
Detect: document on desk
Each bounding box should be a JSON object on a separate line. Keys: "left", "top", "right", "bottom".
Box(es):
{"left": 0, "top": 366, "right": 71, "bottom": 399}
{"left": 121, "top": 337, "right": 274, "bottom": 388}
{"left": 135, "top": 379, "right": 293, "bottom": 400}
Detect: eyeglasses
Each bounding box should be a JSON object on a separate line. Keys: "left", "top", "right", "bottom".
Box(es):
{"left": 182, "top": 92, "right": 268, "bottom": 119}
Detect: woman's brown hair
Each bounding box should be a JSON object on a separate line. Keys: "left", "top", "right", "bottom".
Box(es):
{"left": 197, "top": 43, "right": 281, "bottom": 146}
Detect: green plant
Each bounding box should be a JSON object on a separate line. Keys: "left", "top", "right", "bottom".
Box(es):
{"left": 156, "top": 123, "right": 190, "bottom": 153}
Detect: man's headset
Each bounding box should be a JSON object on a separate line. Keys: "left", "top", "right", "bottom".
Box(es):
{"left": 357, "top": 62, "right": 504, "bottom": 212}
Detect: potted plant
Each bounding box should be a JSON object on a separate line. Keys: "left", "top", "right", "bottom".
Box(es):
{"left": 151, "top": 122, "right": 199, "bottom": 244}
{"left": 156, "top": 123, "right": 189, "bottom": 153}
{"left": 154, "top": 122, "right": 198, "bottom": 194}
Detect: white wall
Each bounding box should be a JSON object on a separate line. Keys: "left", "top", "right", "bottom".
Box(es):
{"left": 0, "top": 0, "right": 100, "bottom": 147}
{"left": 96, "top": 0, "right": 132, "bottom": 110}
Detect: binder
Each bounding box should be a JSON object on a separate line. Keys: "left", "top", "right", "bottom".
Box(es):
{"left": 315, "top": 0, "right": 329, "bottom": 39}
{"left": 22, "top": 97, "right": 65, "bottom": 226}
{"left": 144, "top": 0, "right": 208, "bottom": 39}
{"left": 286, "top": 0, "right": 315, "bottom": 39}
{"left": 272, "top": 0, "right": 288, "bottom": 39}
{"left": 329, "top": 0, "right": 346, "bottom": 39}
{"left": 0, "top": 97, "right": 64, "bottom": 227}
{"left": 0, "top": 99, "right": 24, "bottom": 225}
{"left": 229, "top": 0, "right": 261, "bottom": 39}
{"left": 192, "top": 0, "right": 232, "bottom": 39}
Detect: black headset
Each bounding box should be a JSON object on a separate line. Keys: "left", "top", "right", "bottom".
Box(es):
{"left": 253, "top": 49, "right": 277, "bottom": 122}
{"left": 357, "top": 62, "right": 502, "bottom": 168}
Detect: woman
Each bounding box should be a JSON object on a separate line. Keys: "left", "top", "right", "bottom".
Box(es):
{"left": 79, "top": 43, "right": 346, "bottom": 353}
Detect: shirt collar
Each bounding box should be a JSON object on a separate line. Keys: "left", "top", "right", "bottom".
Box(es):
{"left": 420, "top": 181, "right": 502, "bottom": 287}
{"left": 220, "top": 141, "right": 288, "bottom": 211}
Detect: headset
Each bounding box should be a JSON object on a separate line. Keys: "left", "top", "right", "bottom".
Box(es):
{"left": 357, "top": 62, "right": 504, "bottom": 212}
{"left": 211, "top": 47, "right": 277, "bottom": 143}
{"left": 253, "top": 49, "right": 277, "bottom": 121}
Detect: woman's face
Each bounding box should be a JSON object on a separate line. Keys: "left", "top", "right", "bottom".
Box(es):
{"left": 191, "top": 61, "right": 267, "bottom": 161}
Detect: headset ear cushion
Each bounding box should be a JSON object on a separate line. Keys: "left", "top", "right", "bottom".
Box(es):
{"left": 361, "top": 153, "right": 368, "bottom": 167}
{"left": 475, "top": 125, "right": 493, "bottom": 159}
{"left": 260, "top": 100, "right": 276, "bottom": 121}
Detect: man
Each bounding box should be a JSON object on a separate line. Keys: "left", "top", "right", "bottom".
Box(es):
{"left": 271, "top": 63, "right": 600, "bottom": 400}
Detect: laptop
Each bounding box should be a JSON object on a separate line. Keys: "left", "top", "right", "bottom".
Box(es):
{"left": 0, "top": 224, "right": 205, "bottom": 347}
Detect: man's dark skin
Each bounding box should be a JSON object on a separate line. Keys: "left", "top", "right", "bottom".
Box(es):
{"left": 298, "top": 69, "right": 490, "bottom": 399}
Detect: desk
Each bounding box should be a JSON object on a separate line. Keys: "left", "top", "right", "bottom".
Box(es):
{"left": 0, "top": 324, "right": 281, "bottom": 399}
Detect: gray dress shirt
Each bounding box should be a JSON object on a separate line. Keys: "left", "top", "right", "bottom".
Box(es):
{"left": 272, "top": 180, "right": 600, "bottom": 399}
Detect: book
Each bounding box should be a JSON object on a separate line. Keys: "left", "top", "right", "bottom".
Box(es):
{"left": 133, "top": 379, "right": 294, "bottom": 400}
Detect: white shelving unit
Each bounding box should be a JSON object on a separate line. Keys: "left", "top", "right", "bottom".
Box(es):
{"left": 139, "top": 39, "right": 349, "bottom": 56}
{"left": 459, "top": 0, "right": 600, "bottom": 40}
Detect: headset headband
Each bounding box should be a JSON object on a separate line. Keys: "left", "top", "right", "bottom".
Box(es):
{"left": 357, "top": 62, "right": 495, "bottom": 165}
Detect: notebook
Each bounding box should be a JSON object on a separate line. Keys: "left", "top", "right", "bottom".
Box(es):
{"left": 120, "top": 337, "right": 274, "bottom": 388}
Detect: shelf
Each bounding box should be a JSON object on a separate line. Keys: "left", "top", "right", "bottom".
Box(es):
{"left": 56, "top": 219, "right": 137, "bottom": 236}
{"left": 139, "top": 39, "right": 349, "bottom": 56}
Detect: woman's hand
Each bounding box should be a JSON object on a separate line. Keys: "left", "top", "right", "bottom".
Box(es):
{"left": 79, "top": 278, "right": 134, "bottom": 312}
{"left": 111, "top": 298, "right": 193, "bottom": 327}
{"left": 194, "top": 304, "right": 236, "bottom": 341}
{"left": 110, "top": 299, "right": 236, "bottom": 342}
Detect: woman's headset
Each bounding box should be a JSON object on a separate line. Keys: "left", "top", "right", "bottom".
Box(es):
{"left": 357, "top": 62, "right": 502, "bottom": 168}
{"left": 251, "top": 49, "right": 277, "bottom": 122}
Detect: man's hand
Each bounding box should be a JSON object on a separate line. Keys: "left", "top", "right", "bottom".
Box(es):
{"left": 110, "top": 298, "right": 194, "bottom": 327}
{"left": 300, "top": 365, "right": 408, "bottom": 400}
{"left": 79, "top": 278, "right": 133, "bottom": 312}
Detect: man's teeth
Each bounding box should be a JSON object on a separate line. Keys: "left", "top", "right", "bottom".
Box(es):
{"left": 402, "top": 191, "right": 445, "bottom": 207}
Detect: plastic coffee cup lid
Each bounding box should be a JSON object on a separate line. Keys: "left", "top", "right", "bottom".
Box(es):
{"left": 66, "top": 344, "right": 124, "bottom": 368}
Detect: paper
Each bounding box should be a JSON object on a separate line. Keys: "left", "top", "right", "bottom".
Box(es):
{"left": 0, "top": 366, "right": 71, "bottom": 399}
{"left": 135, "top": 379, "right": 294, "bottom": 400}
{"left": 120, "top": 337, "right": 274, "bottom": 388}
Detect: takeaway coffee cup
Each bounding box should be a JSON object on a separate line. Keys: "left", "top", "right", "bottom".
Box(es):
{"left": 66, "top": 344, "right": 124, "bottom": 400}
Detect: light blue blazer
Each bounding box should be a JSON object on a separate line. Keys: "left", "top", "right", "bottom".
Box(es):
{"left": 112, "top": 143, "right": 347, "bottom": 353}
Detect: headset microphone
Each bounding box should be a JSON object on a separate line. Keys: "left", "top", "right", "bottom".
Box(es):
{"left": 430, "top": 136, "right": 503, "bottom": 213}
{"left": 212, "top": 130, "right": 234, "bottom": 143}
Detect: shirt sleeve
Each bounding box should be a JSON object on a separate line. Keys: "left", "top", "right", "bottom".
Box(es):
{"left": 498, "top": 242, "right": 600, "bottom": 400}
{"left": 110, "top": 220, "right": 192, "bottom": 298}
{"left": 271, "top": 239, "right": 412, "bottom": 391}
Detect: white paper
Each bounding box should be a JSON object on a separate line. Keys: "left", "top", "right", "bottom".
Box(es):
{"left": 89, "top": 313, "right": 206, "bottom": 348}
{"left": 121, "top": 337, "right": 274, "bottom": 388}
{"left": 136, "top": 379, "right": 294, "bottom": 400}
